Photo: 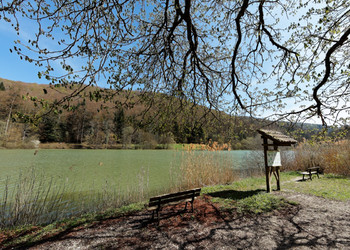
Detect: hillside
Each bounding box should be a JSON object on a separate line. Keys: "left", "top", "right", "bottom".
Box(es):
{"left": 0, "top": 77, "right": 334, "bottom": 149}
{"left": 0, "top": 77, "right": 266, "bottom": 149}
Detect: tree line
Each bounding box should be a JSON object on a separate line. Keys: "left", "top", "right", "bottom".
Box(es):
{"left": 0, "top": 80, "right": 263, "bottom": 149}
{"left": 1, "top": 80, "right": 349, "bottom": 149}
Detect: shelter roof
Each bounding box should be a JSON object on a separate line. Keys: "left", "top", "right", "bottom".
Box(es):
{"left": 257, "top": 129, "right": 297, "bottom": 146}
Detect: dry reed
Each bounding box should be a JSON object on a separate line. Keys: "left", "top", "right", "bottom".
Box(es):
{"left": 284, "top": 140, "right": 350, "bottom": 176}
{"left": 175, "top": 142, "right": 237, "bottom": 190}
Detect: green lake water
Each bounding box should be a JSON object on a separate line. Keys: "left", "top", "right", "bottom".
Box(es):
{"left": 0, "top": 149, "right": 264, "bottom": 223}
{"left": 0, "top": 149, "right": 255, "bottom": 194}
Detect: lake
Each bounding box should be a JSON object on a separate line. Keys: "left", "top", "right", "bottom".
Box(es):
{"left": 0, "top": 149, "right": 257, "bottom": 192}
{"left": 0, "top": 149, "right": 265, "bottom": 226}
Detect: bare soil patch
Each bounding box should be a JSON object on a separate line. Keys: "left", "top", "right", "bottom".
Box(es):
{"left": 12, "top": 191, "right": 349, "bottom": 249}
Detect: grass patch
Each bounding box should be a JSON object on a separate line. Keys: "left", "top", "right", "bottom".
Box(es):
{"left": 209, "top": 191, "right": 292, "bottom": 214}
{"left": 284, "top": 173, "right": 350, "bottom": 201}
{"left": 203, "top": 171, "right": 350, "bottom": 214}
{"left": 202, "top": 172, "right": 299, "bottom": 214}
{"left": 202, "top": 171, "right": 300, "bottom": 195}
{"left": 236, "top": 193, "right": 292, "bottom": 214}
{"left": 201, "top": 176, "right": 265, "bottom": 194}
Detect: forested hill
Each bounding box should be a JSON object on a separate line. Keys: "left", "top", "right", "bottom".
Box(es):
{"left": 0, "top": 78, "right": 326, "bottom": 149}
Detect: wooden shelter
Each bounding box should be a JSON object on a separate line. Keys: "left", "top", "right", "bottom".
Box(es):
{"left": 257, "top": 129, "right": 297, "bottom": 192}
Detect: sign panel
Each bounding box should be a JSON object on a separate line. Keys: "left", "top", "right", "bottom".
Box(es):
{"left": 267, "top": 150, "right": 281, "bottom": 167}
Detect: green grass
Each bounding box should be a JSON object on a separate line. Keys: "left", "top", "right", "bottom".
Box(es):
{"left": 284, "top": 173, "right": 350, "bottom": 201}
{"left": 202, "top": 171, "right": 300, "bottom": 194}
{"left": 202, "top": 171, "right": 350, "bottom": 214}
{"left": 202, "top": 172, "right": 298, "bottom": 214}
{"left": 210, "top": 193, "right": 292, "bottom": 214}
{"left": 236, "top": 193, "right": 293, "bottom": 214}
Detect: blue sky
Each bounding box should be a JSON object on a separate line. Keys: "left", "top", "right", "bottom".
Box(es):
{"left": 0, "top": 18, "right": 49, "bottom": 84}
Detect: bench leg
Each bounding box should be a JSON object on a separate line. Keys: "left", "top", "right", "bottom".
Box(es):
{"left": 150, "top": 209, "right": 158, "bottom": 222}
{"left": 156, "top": 207, "right": 160, "bottom": 225}
{"left": 150, "top": 206, "right": 161, "bottom": 224}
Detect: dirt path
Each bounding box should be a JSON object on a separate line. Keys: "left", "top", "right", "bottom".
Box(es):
{"left": 26, "top": 191, "right": 350, "bottom": 250}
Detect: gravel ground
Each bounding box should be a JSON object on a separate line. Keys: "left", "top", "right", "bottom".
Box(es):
{"left": 26, "top": 190, "right": 350, "bottom": 250}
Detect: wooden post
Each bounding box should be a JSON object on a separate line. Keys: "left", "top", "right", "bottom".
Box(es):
{"left": 276, "top": 166, "right": 280, "bottom": 190}
{"left": 263, "top": 137, "right": 270, "bottom": 193}
{"left": 274, "top": 144, "right": 280, "bottom": 191}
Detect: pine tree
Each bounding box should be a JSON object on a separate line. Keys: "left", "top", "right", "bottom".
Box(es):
{"left": 0, "top": 82, "right": 5, "bottom": 91}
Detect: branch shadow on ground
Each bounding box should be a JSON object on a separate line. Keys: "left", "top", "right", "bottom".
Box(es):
{"left": 9, "top": 191, "right": 348, "bottom": 249}
{"left": 138, "top": 189, "right": 266, "bottom": 227}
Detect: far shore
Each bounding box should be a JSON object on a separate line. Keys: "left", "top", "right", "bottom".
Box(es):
{"left": 0, "top": 142, "right": 239, "bottom": 150}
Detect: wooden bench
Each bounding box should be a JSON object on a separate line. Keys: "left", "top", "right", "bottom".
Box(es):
{"left": 146, "top": 188, "right": 201, "bottom": 223}
{"left": 299, "top": 167, "right": 321, "bottom": 181}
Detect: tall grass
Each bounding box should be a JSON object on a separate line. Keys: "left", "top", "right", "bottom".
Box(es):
{"left": 0, "top": 169, "right": 68, "bottom": 228}
{"left": 172, "top": 142, "right": 238, "bottom": 190}
{"left": 0, "top": 166, "right": 155, "bottom": 229}
{"left": 284, "top": 140, "right": 350, "bottom": 176}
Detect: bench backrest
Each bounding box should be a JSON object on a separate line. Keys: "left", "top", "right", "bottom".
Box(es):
{"left": 148, "top": 188, "right": 201, "bottom": 207}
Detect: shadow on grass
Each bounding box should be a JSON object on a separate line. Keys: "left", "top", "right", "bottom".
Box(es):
{"left": 324, "top": 175, "right": 349, "bottom": 180}
{"left": 207, "top": 189, "right": 265, "bottom": 200}
{"left": 296, "top": 179, "right": 308, "bottom": 182}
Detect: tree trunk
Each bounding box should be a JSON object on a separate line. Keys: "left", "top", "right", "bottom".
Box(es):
{"left": 4, "top": 96, "right": 15, "bottom": 136}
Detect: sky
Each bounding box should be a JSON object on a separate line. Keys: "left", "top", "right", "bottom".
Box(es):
{"left": 0, "top": 24, "right": 46, "bottom": 84}
{"left": 0, "top": 14, "right": 85, "bottom": 85}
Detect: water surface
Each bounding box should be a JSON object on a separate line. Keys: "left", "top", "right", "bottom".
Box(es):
{"left": 0, "top": 149, "right": 253, "bottom": 194}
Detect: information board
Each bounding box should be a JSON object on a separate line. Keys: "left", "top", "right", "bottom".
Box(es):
{"left": 267, "top": 150, "right": 281, "bottom": 167}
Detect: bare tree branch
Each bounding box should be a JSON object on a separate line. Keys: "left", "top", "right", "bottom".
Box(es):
{"left": 313, "top": 27, "right": 350, "bottom": 120}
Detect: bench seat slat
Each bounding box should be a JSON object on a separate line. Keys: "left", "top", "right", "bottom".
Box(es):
{"left": 299, "top": 167, "right": 320, "bottom": 181}
{"left": 149, "top": 188, "right": 201, "bottom": 201}
{"left": 147, "top": 198, "right": 194, "bottom": 211}
{"left": 148, "top": 193, "right": 200, "bottom": 207}
{"left": 299, "top": 171, "right": 317, "bottom": 175}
